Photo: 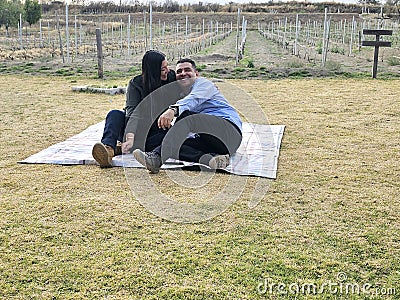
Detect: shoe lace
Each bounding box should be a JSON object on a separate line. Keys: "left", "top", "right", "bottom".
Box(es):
{"left": 219, "top": 156, "right": 229, "bottom": 167}
{"left": 213, "top": 155, "right": 229, "bottom": 168}
{"left": 147, "top": 151, "right": 160, "bottom": 158}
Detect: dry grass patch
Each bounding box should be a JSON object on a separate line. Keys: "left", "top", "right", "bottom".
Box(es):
{"left": 1, "top": 75, "right": 399, "bottom": 299}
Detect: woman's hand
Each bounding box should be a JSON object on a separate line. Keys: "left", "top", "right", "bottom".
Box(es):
{"left": 158, "top": 108, "right": 175, "bottom": 130}
{"left": 122, "top": 133, "right": 134, "bottom": 153}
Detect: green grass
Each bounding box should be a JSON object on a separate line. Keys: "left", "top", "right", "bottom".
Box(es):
{"left": 196, "top": 64, "right": 207, "bottom": 72}
{"left": 285, "top": 59, "right": 305, "bottom": 69}
{"left": 330, "top": 46, "right": 345, "bottom": 55}
{"left": 325, "top": 60, "right": 343, "bottom": 72}
{"left": 1, "top": 75, "right": 399, "bottom": 299}
{"left": 387, "top": 56, "right": 400, "bottom": 66}
{"left": 288, "top": 69, "right": 312, "bottom": 78}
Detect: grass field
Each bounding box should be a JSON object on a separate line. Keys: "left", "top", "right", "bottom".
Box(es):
{"left": 1, "top": 75, "right": 399, "bottom": 299}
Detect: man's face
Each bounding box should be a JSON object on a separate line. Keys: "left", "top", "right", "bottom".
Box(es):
{"left": 175, "top": 62, "right": 198, "bottom": 88}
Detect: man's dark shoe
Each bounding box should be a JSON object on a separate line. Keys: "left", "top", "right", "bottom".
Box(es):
{"left": 208, "top": 154, "right": 230, "bottom": 170}
{"left": 133, "top": 149, "right": 162, "bottom": 174}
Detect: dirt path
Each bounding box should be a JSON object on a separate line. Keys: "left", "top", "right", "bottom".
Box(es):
{"left": 192, "top": 30, "right": 322, "bottom": 79}
{"left": 191, "top": 29, "right": 290, "bottom": 69}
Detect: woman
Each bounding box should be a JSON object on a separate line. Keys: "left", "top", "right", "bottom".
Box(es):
{"left": 92, "top": 50, "right": 176, "bottom": 168}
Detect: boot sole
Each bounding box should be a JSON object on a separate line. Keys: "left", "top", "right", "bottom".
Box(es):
{"left": 92, "top": 143, "right": 112, "bottom": 168}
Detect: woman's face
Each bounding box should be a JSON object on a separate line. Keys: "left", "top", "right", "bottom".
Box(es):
{"left": 160, "top": 60, "right": 169, "bottom": 81}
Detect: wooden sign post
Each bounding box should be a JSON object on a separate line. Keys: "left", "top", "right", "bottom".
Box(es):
{"left": 362, "top": 29, "right": 392, "bottom": 78}
{"left": 95, "top": 28, "right": 103, "bottom": 79}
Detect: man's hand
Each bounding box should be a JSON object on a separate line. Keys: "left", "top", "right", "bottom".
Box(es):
{"left": 158, "top": 108, "right": 175, "bottom": 130}
{"left": 122, "top": 133, "right": 134, "bottom": 153}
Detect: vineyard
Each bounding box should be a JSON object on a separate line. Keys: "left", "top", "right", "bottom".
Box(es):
{"left": 1, "top": 5, "right": 400, "bottom": 300}
{"left": 0, "top": 10, "right": 399, "bottom": 78}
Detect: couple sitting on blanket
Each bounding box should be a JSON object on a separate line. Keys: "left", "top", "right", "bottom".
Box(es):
{"left": 92, "top": 50, "right": 242, "bottom": 174}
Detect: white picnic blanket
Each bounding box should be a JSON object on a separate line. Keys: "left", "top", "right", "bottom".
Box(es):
{"left": 19, "top": 121, "right": 285, "bottom": 179}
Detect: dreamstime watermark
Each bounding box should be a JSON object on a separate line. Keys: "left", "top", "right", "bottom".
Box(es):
{"left": 123, "top": 81, "right": 275, "bottom": 223}
{"left": 257, "top": 272, "right": 396, "bottom": 296}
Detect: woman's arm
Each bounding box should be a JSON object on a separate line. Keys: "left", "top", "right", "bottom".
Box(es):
{"left": 125, "top": 76, "right": 143, "bottom": 118}
{"left": 122, "top": 76, "right": 144, "bottom": 152}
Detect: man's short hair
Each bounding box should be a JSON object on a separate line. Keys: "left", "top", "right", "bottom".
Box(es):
{"left": 177, "top": 58, "right": 197, "bottom": 71}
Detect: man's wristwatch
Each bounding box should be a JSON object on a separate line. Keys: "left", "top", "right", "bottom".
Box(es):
{"left": 168, "top": 105, "right": 179, "bottom": 117}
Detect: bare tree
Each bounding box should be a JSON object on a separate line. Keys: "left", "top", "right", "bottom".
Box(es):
{"left": 385, "top": 0, "right": 400, "bottom": 18}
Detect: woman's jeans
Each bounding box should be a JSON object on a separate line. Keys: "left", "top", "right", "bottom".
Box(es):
{"left": 101, "top": 109, "right": 166, "bottom": 152}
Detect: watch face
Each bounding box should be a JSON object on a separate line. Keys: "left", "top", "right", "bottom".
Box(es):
{"left": 169, "top": 105, "right": 179, "bottom": 117}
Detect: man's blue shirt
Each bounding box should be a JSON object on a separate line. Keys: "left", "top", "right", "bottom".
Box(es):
{"left": 176, "top": 77, "right": 242, "bottom": 132}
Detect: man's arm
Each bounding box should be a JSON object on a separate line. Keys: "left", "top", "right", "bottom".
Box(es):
{"left": 156, "top": 78, "right": 215, "bottom": 129}
{"left": 175, "top": 78, "right": 216, "bottom": 113}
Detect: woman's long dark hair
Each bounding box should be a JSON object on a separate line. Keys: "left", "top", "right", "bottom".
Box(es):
{"left": 142, "top": 50, "right": 166, "bottom": 96}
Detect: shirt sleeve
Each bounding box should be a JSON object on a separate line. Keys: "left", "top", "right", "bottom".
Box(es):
{"left": 176, "top": 78, "right": 216, "bottom": 114}
{"left": 124, "top": 77, "right": 143, "bottom": 118}
{"left": 124, "top": 77, "right": 144, "bottom": 136}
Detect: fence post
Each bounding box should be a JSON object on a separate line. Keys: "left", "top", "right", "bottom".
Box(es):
{"left": 349, "top": 16, "right": 356, "bottom": 56}
{"left": 65, "top": 4, "right": 70, "bottom": 63}
{"left": 235, "top": 8, "right": 241, "bottom": 66}
{"left": 39, "top": 19, "right": 43, "bottom": 48}
{"left": 185, "top": 15, "right": 188, "bottom": 56}
{"left": 202, "top": 19, "right": 205, "bottom": 50}
{"left": 74, "top": 15, "right": 78, "bottom": 60}
{"left": 322, "top": 8, "right": 328, "bottom": 66}
{"left": 143, "top": 10, "right": 147, "bottom": 51}
{"left": 128, "top": 14, "right": 131, "bottom": 56}
{"left": 95, "top": 28, "right": 103, "bottom": 79}
{"left": 294, "top": 14, "right": 299, "bottom": 56}
{"left": 56, "top": 13, "right": 64, "bottom": 63}
{"left": 149, "top": 1, "right": 153, "bottom": 49}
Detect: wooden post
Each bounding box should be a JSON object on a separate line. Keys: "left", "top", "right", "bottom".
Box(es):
{"left": 362, "top": 29, "right": 392, "bottom": 78}
{"left": 283, "top": 17, "right": 287, "bottom": 49}
{"left": 149, "top": 1, "right": 153, "bottom": 49}
{"left": 119, "top": 19, "right": 123, "bottom": 55}
{"left": 202, "top": 19, "right": 205, "bottom": 50}
{"left": 74, "top": 16, "right": 78, "bottom": 60}
{"left": 65, "top": 4, "right": 70, "bottom": 63}
{"left": 56, "top": 13, "right": 64, "bottom": 63}
{"left": 95, "top": 28, "right": 103, "bottom": 79}
{"left": 294, "top": 14, "right": 299, "bottom": 57}
{"left": 143, "top": 10, "right": 147, "bottom": 51}
{"left": 322, "top": 9, "right": 327, "bottom": 66}
{"left": 349, "top": 16, "right": 356, "bottom": 56}
{"left": 127, "top": 14, "right": 131, "bottom": 56}
{"left": 185, "top": 15, "right": 188, "bottom": 56}
{"left": 19, "top": 14, "right": 23, "bottom": 50}
{"left": 39, "top": 19, "right": 43, "bottom": 48}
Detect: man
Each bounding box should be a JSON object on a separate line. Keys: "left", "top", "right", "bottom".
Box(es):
{"left": 133, "top": 58, "right": 243, "bottom": 174}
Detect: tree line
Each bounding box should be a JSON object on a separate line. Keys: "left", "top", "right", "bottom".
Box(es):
{"left": 0, "top": 0, "right": 41, "bottom": 33}
{"left": 52, "top": 0, "right": 400, "bottom": 16}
